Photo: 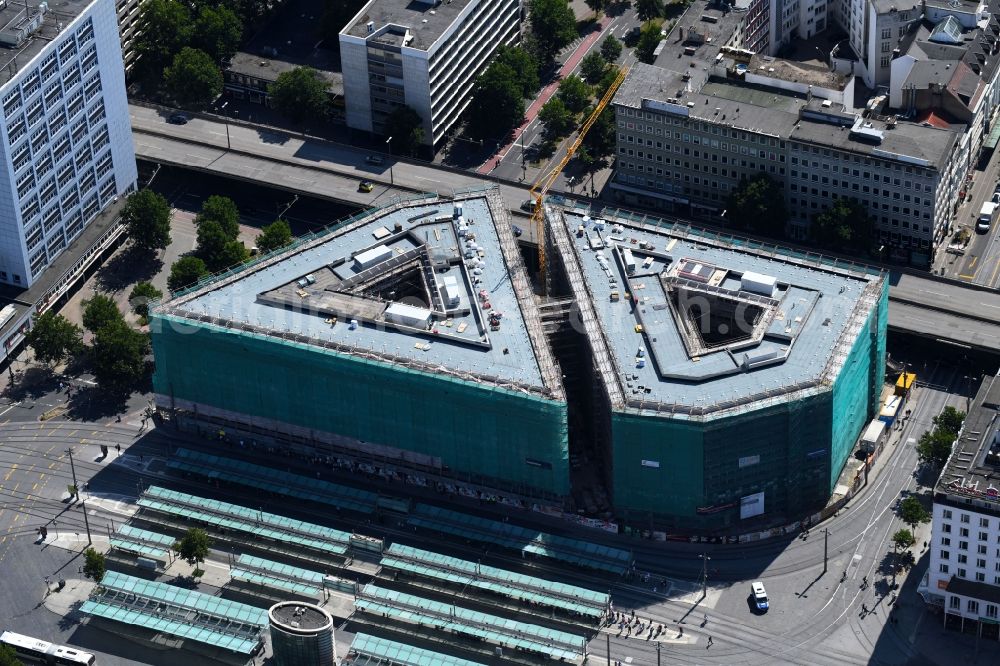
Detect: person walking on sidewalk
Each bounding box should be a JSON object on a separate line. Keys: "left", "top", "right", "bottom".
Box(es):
{"left": 707, "top": 636, "right": 713, "bottom": 647}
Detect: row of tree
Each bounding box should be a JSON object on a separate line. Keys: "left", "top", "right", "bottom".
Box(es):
{"left": 916, "top": 406, "right": 966, "bottom": 470}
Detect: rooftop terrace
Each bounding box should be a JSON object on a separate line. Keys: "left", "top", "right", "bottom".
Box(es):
{"left": 341, "top": 0, "right": 473, "bottom": 51}
{"left": 548, "top": 203, "right": 884, "bottom": 418}
{"left": 156, "top": 192, "right": 561, "bottom": 399}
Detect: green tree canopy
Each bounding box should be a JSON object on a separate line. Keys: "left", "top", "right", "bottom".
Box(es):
{"left": 384, "top": 105, "right": 425, "bottom": 155}
{"left": 636, "top": 20, "right": 664, "bottom": 64}
{"left": 539, "top": 97, "right": 575, "bottom": 139}
{"left": 255, "top": 219, "right": 293, "bottom": 255}
{"left": 528, "top": 0, "right": 578, "bottom": 61}
{"left": 494, "top": 45, "right": 540, "bottom": 98}
{"left": 165, "top": 47, "right": 222, "bottom": 108}
{"left": 467, "top": 62, "right": 525, "bottom": 141}
{"left": 174, "top": 527, "right": 212, "bottom": 564}
{"left": 192, "top": 5, "right": 243, "bottom": 62}
{"left": 585, "top": 0, "right": 607, "bottom": 16}
{"left": 557, "top": 74, "right": 591, "bottom": 114}
{"left": 269, "top": 67, "right": 329, "bottom": 124}
{"left": 0, "top": 644, "right": 23, "bottom": 666}
{"left": 916, "top": 427, "right": 957, "bottom": 469}
{"left": 812, "top": 198, "right": 872, "bottom": 252}
{"left": 122, "top": 189, "right": 171, "bottom": 253}
{"left": 129, "top": 282, "right": 163, "bottom": 320}
{"left": 891, "top": 528, "right": 915, "bottom": 551}
{"left": 90, "top": 320, "right": 150, "bottom": 393}
{"left": 594, "top": 65, "right": 621, "bottom": 99}
{"left": 580, "top": 52, "right": 607, "bottom": 84}
{"left": 898, "top": 496, "right": 931, "bottom": 530}
{"left": 636, "top": 0, "right": 665, "bottom": 21}
{"left": 933, "top": 406, "right": 966, "bottom": 436}
{"left": 83, "top": 547, "right": 106, "bottom": 583}
{"left": 25, "top": 312, "right": 83, "bottom": 366}
{"left": 727, "top": 173, "right": 788, "bottom": 237}
{"left": 197, "top": 220, "right": 240, "bottom": 271}
{"left": 195, "top": 195, "right": 241, "bottom": 239}
{"left": 134, "top": 0, "right": 193, "bottom": 78}
{"left": 582, "top": 105, "right": 615, "bottom": 159}
{"left": 168, "top": 256, "right": 209, "bottom": 291}
{"left": 600, "top": 34, "right": 623, "bottom": 62}
{"left": 82, "top": 293, "right": 124, "bottom": 334}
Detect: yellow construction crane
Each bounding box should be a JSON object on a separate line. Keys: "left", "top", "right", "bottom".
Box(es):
{"left": 529, "top": 65, "right": 628, "bottom": 283}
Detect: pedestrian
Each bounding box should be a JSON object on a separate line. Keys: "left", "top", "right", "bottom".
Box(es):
{"left": 707, "top": 636, "right": 713, "bottom": 647}
{"left": 116, "top": 443, "right": 121, "bottom": 455}
{"left": 861, "top": 603, "right": 868, "bottom": 614}
{"left": 139, "top": 454, "right": 144, "bottom": 463}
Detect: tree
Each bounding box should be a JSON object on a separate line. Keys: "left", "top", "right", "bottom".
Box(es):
{"left": 384, "top": 105, "right": 425, "bottom": 155}
{"left": 197, "top": 220, "right": 235, "bottom": 271}
{"left": 134, "top": 0, "right": 193, "bottom": 78}
{"left": 581, "top": 52, "right": 607, "bottom": 84}
{"left": 168, "top": 256, "right": 209, "bottom": 291}
{"left": 557, "top": 74, "right": 591, "bottom": 114}
{"left": 727, "top": 173, "right": 788, "bottom": 237}
{"left": 122, "top": 189, "right": 171, "bottom": 252}
{"left": 192, "top": 5, "right": 242, "bottom": 62}
{"left": 165, "top": 47, "right": 222, "bottom": 108}
{"left": 494, "top": 45, "right": 540, "bottom": 98}
{"left": 812, "top": 198, "right": 872, "bottom": 252}
{"left": 594, "top": 65, "right": 621, "bottom": 99}
{"left": 255, "top": 219, "right": 293, "bottom": 255}
{"left": 82, "top": 293, "right": 124, "bottom": 334}
{"left": 636, "top": 0, "right": 665, "bottom": 21}
{"left": 933, "top": 406, "right": 966, "bottom": 436}
{"left": 129, "top": 282, "right": 163, "bottom": 320}
{"left": 90, "top": 320, "right": 149, "bottom": 392}
{"left": 601, "top": 35, "right": 623, "bottom": 62}
{"left": 584, "top": 0, "right": 607, "bottom": 16}
{"left": 528, "top": 0, "right": 578, "bottom": 61}
{"left": 174, "top": 527, "right": 212, "bottom": 565}
{"left": 25, "top": 312, "right": 83, "bottom": 366}
{"left": 467, "top": 63, "right": 525, "bottom": 141}
{"left": 898, "top": 496, "right": 931, "bottom": 530}
{"left": 195, "top": 195, "right": 241, "bottom": 239}
{"left": 916, "top": 427, "right": 957, "bottom": 468}
{"left": 269, "top": 67, "right": 329, "bottom": 124}
{"left": 83, "top": 547, "right": 106, "bottom": 583}
{"left": 0, "top": 644, "right": 23, "bottom": 666}
{"left": 636, "top": 21, "right": 664, "bottom": 64}
{"left": 539, "top": 97, "right": 575, "bottom": 138}
{"left": 582, "top": 105, "right": 616, "bottom": 159}
{"left": 892, "top": 528, "right": 915, "bottom": 551}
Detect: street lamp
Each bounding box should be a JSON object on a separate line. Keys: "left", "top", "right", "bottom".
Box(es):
{"left": 385, "top": 136, "right": 394, "bottom": 185}
{"left": 699, "top": 553, "right": 711, "bottom": 598}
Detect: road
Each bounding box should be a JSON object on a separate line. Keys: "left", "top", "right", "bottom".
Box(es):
{"left": 0, "top": 350, "right": 995, "bottom": 664}
{"left": 938, "top": 145, "right": 1000, "bottom": 287}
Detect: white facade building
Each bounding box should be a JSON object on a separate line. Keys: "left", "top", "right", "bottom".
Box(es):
{"left": 921, "top": 371, "right": 1000, "bottom": 640}
{"left": 0, "top": 0, "right": 137, "bottom": 288}
{"left": 339, "top": 0, "right": 521, "bottom": 147}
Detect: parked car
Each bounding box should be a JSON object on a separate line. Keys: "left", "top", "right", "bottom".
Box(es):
{"left": 751, "top": 581, "right": 769, "bottom": 612}
{"left": 511, "top": 225, "right": 523, "bottom": 237}
{"left": 365, "top": 155, "right": 385, "bottom": 166}
{"left": 167, "top": 113, "right": 189, "bottom": 125}
{"left": 991, "top": 192, "right": 1000, "bottom": 204}
{"left": 520, "top": 199, "right": 538, "bottom": 212}
{"left": 358, "top": 180, "right": 374, "bottom": 193}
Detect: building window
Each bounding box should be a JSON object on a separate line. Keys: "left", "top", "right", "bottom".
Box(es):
{"left": 880, "top": 56, "right": 890, "bottom": 68}
{"left": 958, "top": 568, "right": 967, "bottom": 578}
{"left": 961, "top": 528, "right": 969, "bottom": 538}
{"left": 968, "top": 600, "right": 980, "bottom": 614}
{"left": 941, "top": 550, "right": 950, "bottom": 560}
{"left": 942, "top": 537, "right": 951, "bottom": 546}
{"left": 988, "top": 605, "right": 998, "bottom": 619}
{"left": 961, "top": 514, "right": 970, "bottom": 524}
{"left": 950, "top": 596, "right": 960, "bottom": 609}
{"left": 977, "top": 572, "right": 986, "bottom": 582}
{"left": 940, "top": 564, "right": 950, "bottom": 573}
{"left": 943, "top": 524, "right": 952, "bottom": 533}
{"left": 980, "top": 518, "right": 989, "bottom": 528}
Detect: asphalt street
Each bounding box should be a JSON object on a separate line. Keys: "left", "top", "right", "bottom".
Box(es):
{"left": 0, "top": 346, "right": 994, "bottom": 664}
{"left": 940, "top": 146, "right": 1000, "bottom": 287}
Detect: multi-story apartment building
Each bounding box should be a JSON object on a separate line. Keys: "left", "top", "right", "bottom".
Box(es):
{"left": 115, "top": 0, "right": 143, "bottom": 73}
{"left": 0, "top": 0, "right": 137, "bottom": 288}
{"left": 920, "top": 371, "right": 1000, "bottom": 640}
{"left": 611, "top": 60, "right": 959, "bottom": 266}
{"left": 339, "top": 0, "right": 521, "bottom": 147}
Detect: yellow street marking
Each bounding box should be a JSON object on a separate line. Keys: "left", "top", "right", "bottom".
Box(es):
{"left": 958, "top": 274, "right": 976, "bottom": 280}
{"left": 969, "top": 256, "right": 979, "bottom": 269}
{"left": 67, "top": 430, "right": 78, "bottom": 437}
{"left": 991, "top": 259, "right": 1000, "bottom": 287}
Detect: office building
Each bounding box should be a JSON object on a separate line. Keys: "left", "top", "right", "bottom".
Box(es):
{"left": 920, "top": 371, "right": 1000, "bottom": 641}
{"left": 268, "top": 602, "right": 335, "bottom": 666}
{"left": 338, "top": 0, "right": 521, "bottom": 146}
{"left": 0, "top": 0, "right": 137, "bottom": 288}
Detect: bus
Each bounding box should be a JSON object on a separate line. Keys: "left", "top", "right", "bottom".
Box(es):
{"left": 0, "top": 631, "right": 96, "bottom": 665}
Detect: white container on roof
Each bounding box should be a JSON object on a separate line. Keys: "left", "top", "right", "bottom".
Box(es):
{"left": 741, "top": 271, "right": 777, "bottom": 298}
{"left": 442, "top": 275, "right": 461, "bottom": 307}
{"left": 385, "top": 303, "right": 432, "bottom": 329}
{"left": 354, "top": 244, "right": 393, "bottom": 271}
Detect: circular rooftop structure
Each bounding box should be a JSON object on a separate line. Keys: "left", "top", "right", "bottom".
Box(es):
{"left": 268, "top": 601, "right": 334, "bottom": 666}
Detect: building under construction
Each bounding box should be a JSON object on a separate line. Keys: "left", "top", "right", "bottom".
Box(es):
{"left": 151, "top": 191, "right": 888, "bottom": 531}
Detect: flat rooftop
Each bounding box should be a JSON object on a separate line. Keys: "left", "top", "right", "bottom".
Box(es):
{"left": 156, "top": 193, "right": 562, "bottom": 399}
{"left": 342, "top": 0, "right": 473, "bottom": 51}
{"left": 269, "top": 602, "right": 331, "bottom": 632}
{"left": 549, "top": 203, "right": 884, "bottom": 418}
{"left": 0, "top": 0, "right": 90, "bottom": 88}
{"left": 936, "top": 371, "right": 1000, "bottom": 502}
{"left": 615, "top": 62, "right": 959, "bottom": 171}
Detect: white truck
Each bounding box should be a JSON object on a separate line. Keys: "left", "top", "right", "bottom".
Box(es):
{"left": 978, "top": 201, "right": 998, "bottom": 233}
